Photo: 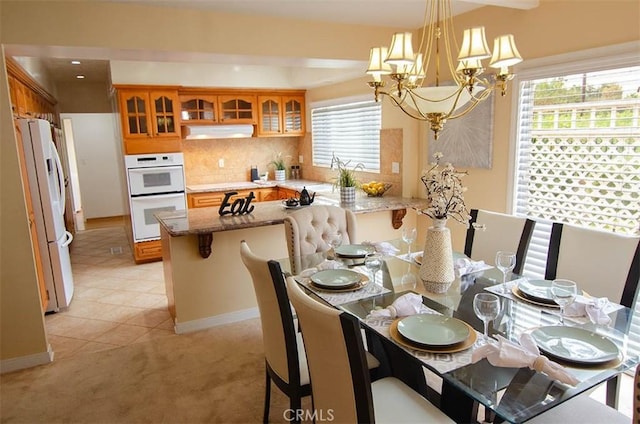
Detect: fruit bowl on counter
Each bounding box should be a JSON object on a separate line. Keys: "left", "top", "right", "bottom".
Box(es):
{"left": 361, "top": 181, "right": 392, "bottom": 197}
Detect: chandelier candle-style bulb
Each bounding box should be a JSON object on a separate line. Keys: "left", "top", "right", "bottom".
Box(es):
{"left": 458, "top": 27, "right": 491, "bottom": 61}
{"left": 385, "top": 32, "right": 414, "bottom": 68}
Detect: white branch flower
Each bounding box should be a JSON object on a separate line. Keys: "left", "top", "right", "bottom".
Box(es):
{"left": 420, "top": 152, "right": 471, "bottom": 225}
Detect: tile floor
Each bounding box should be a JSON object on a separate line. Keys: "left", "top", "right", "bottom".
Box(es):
{"left": 45, "top": 224, "right": 177, "bottom": 360}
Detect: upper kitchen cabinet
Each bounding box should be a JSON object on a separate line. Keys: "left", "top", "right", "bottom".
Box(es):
{"left": 179, "top": 93, "right": 218, "bottom": 124}
{"left": 115, "top": 85, "right": 181, "bottom": 154}
{"left": 218, "top": 95, "right": 257, "bottom": 124}
{"left": 256, "top": 93, "right": 306, "bottom": 137}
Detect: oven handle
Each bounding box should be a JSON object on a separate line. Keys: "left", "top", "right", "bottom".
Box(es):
{"left": 131, "top": 192, "right": 185, "bottom": 201}
{"left": 127, "top": 165, "right": 184, "bottom": 174}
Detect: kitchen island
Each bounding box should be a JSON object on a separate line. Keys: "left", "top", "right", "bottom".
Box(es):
{"left": 156, "top": 192, "right": 427, "bottom": 333}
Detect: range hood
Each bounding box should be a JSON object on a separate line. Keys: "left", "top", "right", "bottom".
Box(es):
{"left": 181, "top": 124, "right": 255, "bottom": 140}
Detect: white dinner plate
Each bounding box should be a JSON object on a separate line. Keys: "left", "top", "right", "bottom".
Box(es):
{"left": 310, "top": 269, "right": 362, "bottom": 289}
{"left": 530, "top": 326, "right": 620, "bottom": 364}
{"left": 396, "top": 314, "right": 470, "bottom": 347}
{"left": 334, "top": 244, "right": 375, "bottom": 258}
{"left": 518, "top": 279, "right": 583, "bottom": 305}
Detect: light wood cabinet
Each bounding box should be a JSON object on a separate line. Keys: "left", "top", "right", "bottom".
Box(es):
{"left": 134, "top": 239, "right": 163, "bottom": 263}
{"left": 115, "top": 86, "right": 181, "bottom": 154}
{"left": 218, "top": 95, "right": 257, "bottom": 124}
{"left": 256, "top": 94, "right": 305, "bottom": 137}
{"left": 188, "top": 188, "right": 286, "bottom": 208}
{"left": 179, "top": 94, "right": 218, "bottom": 124}
{"left": 278, "top": 187, "right": 299, "bottom": 200}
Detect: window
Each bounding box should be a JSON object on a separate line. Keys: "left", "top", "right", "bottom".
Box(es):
{"left": 512, "top": 49, "right": 640, "bottom": 279}
{"left": 311, "top": 99, "right": 381, "bottom": 172}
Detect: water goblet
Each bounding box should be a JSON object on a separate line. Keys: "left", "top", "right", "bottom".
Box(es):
{"left": 402, "top": 227, "right": 417, "bottom": 259}
{"left": 551, "top": 279, "right": 577, "bottom": 325}
{"left": 326, "top": 232, "right": 343, "bottom": 259}
{"left": 364, "top": 253, "right": 383, "bottom": 293}
{"left": 495, "top": 251, "right": 516, "bottom": 293}
{"left": 473, "top": 293, "right": 501, "bottom": 340}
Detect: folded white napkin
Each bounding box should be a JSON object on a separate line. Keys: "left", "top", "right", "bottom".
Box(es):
{"left": 564, "top": 295, "right": 612, "bottom": 325}
{"left": 454, "top": 257, "right": 487, "bottom": 277}
{"left": 298, "top": 260, "right": 342, "bottom": 277}
{"left": 472, "top": 334, "right": 579, "bottom": 386}
{"left": 362, "top": 241, "right": 399, "bottom": 256}
{"left": 367, "top": 293, "right": 430, "bottom": 318}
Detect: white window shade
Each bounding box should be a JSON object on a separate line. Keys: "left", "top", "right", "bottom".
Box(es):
{"left": 311, "top": 100, "right": 381, "bottom": 172}
{"left": 513, "top": 64, "right": 640, "bottom": 279}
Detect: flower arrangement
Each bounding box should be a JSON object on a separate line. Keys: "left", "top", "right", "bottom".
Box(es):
{"left": 269, "top": 152, "right": 289, "bottom": 170}
{"left": 330, "top": 153, "right": 364, "bottom": 188}
{"left": 420, "top": 152, "right": 470, "bottom": 225}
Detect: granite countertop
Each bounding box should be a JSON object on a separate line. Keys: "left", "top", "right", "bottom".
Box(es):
{"left": 186, "top": 180, "right": 334, "bottom": 194}
{"left": 157, "top": 194, "right": 427, "bottom": 237}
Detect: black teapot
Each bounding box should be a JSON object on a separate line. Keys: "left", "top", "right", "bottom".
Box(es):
{"left": 299, "top": 187, "right": 316, "bottom": 205}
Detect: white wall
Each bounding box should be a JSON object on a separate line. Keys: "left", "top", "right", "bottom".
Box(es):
{"left": 60, "top": 113, "right": 126, "bottom": 219}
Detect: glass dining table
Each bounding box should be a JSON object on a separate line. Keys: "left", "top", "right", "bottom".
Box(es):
{"left": 279, "top": 240, "right": 640, "bottom": 423}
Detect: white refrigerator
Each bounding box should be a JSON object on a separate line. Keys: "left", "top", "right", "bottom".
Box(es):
{"left": 20, "top": 118, "right": 74, "bottom": 312}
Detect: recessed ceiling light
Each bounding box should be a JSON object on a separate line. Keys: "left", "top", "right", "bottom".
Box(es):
{"left": 76, "top": 75, "right": 85, "bottom": 79}
{"left": 71, "top": 60, "right": 81, "bottom": 65}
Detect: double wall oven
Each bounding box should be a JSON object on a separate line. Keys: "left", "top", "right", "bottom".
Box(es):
{"left": 125, "top": 153, "right": 186, "bottom": 242}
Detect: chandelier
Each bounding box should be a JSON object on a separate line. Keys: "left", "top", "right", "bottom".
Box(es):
{"left": 366, "top": 0, "right": 523, "bottom": 139}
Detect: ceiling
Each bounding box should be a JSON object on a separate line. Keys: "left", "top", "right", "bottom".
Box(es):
{"left": 10, "top": 0, "right": 538, "bottom": 86}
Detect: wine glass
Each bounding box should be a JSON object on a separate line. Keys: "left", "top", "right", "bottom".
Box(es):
{"left": 364, "top": 253, "right": 383, "bottom": 293}
{"left": 402, "top": 227, "right": 417, "bottom": 259}
{"left": 473, "top": 293, "right": 502, "bottom": 339}
{"left": 551, "top": 279, "right": 578, "bottom": 325}
{"left": 326, "top": 232, "right": 343, "bottom": 259}
{"left": 495, "top": 251, "right": 517, "bottom": 293}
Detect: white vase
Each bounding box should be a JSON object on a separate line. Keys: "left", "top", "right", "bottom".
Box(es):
{"left": 340, "top": 186, "right": 356, "bottom": 204}
{"left": 419, "top": 218, "right": 455, "bottom": 293}
{"left": 275, "top": 169, "right": 286, "bottom": 181}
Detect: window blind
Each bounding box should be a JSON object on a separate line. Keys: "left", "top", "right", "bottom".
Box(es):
{"left": 311, "top": 100, "right": 381, "bottom": 172}
{"left": 513, "top": 65, "right": 640, "bottom": 279}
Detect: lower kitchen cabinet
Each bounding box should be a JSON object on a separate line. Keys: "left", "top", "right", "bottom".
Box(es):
{"left": 188, "top": 190, "right": 255, "bottom": 209}
{"left": 134, "top": 239, "right": 163, "bottom": 263}
{"left": 278, "top": 187, "right": 299, "bottom": 200}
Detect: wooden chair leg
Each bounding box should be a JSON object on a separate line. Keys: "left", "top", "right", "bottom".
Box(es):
{"left": 263, "top": 370, "right": 271, "bottom": 424}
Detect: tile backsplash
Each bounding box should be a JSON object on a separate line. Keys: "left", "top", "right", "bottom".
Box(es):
{"left": 182, "top": 128, "right": 403, "bottom": 196}
{"left": 182, "top": 136, "right": 300, "bottom": 185}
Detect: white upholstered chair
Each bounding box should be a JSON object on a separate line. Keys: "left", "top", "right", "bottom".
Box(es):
{"left": 464, "top": 208, "right": 536, "bottom": 275}
{"left": 240, "top": 241, "right": 310, "bottom": 423}
{"left": 545, "top": 222, "right": 640, "bottom": 306}
{"left": 240, "top": 241, "right": 379, "bottom": 422}
{"left": 285, "top": 275, "right": 454, "bottom": 423}
{"left": 283, "top": 205, "right": 357, "bottom": 274}
{"left": 529, "top": 224, "right": 640, "bottom": 424}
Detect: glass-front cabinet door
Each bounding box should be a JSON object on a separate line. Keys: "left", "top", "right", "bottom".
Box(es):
{"left": 257, "top": 95, "right": 282, "bottom": 136}
{"left": 218, "top": 95, "right": 257, "bottom": 124}
{"left": 283, "top": 95, "right": 305, "bottom": 135}
{"left": 149, "top": 90, "right": 181, "bottom": 138}
{"left": 180, "top": 95, "right": 218, "bottom": 123}
{"left": 120, "top": 90, "right": 152, "bottom": 139}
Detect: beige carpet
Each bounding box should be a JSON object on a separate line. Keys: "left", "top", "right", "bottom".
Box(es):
{"left": 1, "top": 318, "right": 311, "bottom": 423}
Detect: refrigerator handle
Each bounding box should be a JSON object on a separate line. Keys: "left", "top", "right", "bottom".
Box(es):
{"left": 50, "top": 139, "right": 66, "bottom": 215}
{"left": 62, "top": 231, "right": 74, "bottom": 247}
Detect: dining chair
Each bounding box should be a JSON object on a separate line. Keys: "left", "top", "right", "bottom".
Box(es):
{"left": 464, "top": 208, "right": 536, "bottom": 274}
{"left": 545, "top": 222, "right": 640, "bottom": 306}
{"left": 284, "top": 275, "right": 455, "bottom": 423}
{"left": 240, "top": 241, "right": 310, "bottom": 423}
{"left": 240, "top": 241, "right": 380, "bottom": 423}
{"left": 283, "top": 205, "right": 357, "bottom": 274}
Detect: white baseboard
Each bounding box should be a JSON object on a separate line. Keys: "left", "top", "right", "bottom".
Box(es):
{"left": 174, "top": 307, "right": 259, "bottom": 334}
{"left": 0, "top": 344, "right": 53, "bottom": 374}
